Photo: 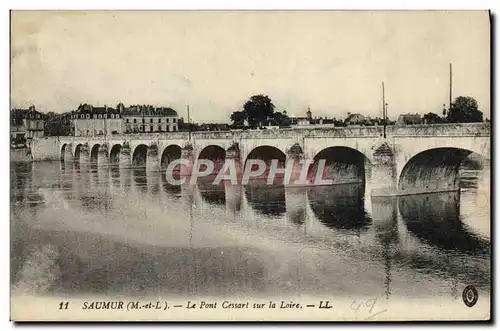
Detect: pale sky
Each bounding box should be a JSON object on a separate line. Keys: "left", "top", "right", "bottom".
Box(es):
{"left": 11, "top": 11, "right": 490, "bottom": 122}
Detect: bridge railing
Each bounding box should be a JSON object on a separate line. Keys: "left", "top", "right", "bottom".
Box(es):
{"left": 391, "top": 122, "right": 491, "bottom": 137}
{"left": 57, "top": 122, "right": 491, "bottom": 143}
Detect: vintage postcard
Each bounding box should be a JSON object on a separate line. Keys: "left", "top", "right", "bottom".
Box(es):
{"left": 10, "top": 10, "right": 491, "bottom": 321}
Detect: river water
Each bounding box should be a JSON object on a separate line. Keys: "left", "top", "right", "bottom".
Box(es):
{"left": 10, "top": 161, "right": 490, "bottom": 301}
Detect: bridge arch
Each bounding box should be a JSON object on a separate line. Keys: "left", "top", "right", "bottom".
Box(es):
{"left": 109, "top": 144, "right": 122, "bottom": 164}
{"left": 74, "top": 144, "right": 84, "bottom": 163}
{"left": 308, "top": 146, "right": 370, "bottom": 185}
{"left": 161, "top": 144, "right": 182, "bottom": 169}
{"left": 245, "top": 145, "right": 286, "bottom": 165}
{"left": 132, "top": 144, "right": 149, "bottom": 166}
{"left": 244, "top": 145, "right": 286, "bottom": 183}
{"left": 397, "top": 147, "right": 488, "bottom": 195}
{"left": 198, "top": 145, "right": 227, "bottom": 175}
{"left": 60, "top": 143, "right": 71, "bottom": 162}
{"left": 90, "top": 144, "right": 100, "bottom": 163}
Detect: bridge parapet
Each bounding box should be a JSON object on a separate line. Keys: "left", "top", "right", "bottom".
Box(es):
{"left": 63, "top": 122, "right": 490, "bottom": 143}
{"left": 391, "top": 122, "right": 490, "bottom": 137}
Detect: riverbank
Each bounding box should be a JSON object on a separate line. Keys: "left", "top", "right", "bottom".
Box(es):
{"left": 11, "top": 148, "right": 33, "bottom": 163}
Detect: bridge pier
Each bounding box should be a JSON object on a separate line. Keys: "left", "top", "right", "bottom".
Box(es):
{"left": 180, "top": 145, "right": 195, "bottom": 178}
{"left": 97, "top": 143, "right": 109, "bottom": 166}
{"left": 368, "top": 143, "right": 397, "bottom": 197}
{"left": 78, "top": 144, "right": 91, "bottom": 164}
{"left": 226, "top": 144, "right": 243, "bottom": 183}
{"left": 119, "top": 144, "right": 132, "bottom": 168}
{"left": 146, "top": 144, "right": 160, "bottom": 171}
{"left": 286, "top": 145, "right": 307, "bottom": 186}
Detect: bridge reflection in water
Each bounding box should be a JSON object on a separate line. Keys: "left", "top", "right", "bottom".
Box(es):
{"left": 10, "top": 161, "right": 490, "bottom": 299}
{"left": 399, "top": 192, "right": 490, "bottom": 255}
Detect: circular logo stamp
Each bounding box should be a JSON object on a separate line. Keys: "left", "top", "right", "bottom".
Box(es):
{"left": 462, "top": 285, "right": 479, "bottom": 307}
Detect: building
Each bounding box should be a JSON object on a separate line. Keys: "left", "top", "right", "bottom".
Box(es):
{"left": 289, "top": 109, "right": 312, "bottom": 127}
{"left": 345, "top": 113, "right": 366, "bottom": 125}
{"left": 397, "top": 113, "right": 422, "bottom": 125}
{"left": 10, "top": 105, "right": 45, "bottom": 141}
{"left": 71, "top": 104, "right": 123, "bottom": 137}
{"left": 122, "top": 105, "right": 178, "bottom": 134}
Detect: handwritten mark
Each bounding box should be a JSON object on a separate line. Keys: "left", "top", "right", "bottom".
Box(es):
{"left": 350, "top": 298, "right": 387, "bottom": 320}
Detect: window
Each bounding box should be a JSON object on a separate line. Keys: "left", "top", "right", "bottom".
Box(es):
{"left": 173, "top": 126, "right": 176, "bottom": 132}
{"left": 150, "top": 125, "right": 153, "bottom": 132}
{"left": 104, "top": 114, "right": 108, "bottom": 119}
{"left": 142, "top": 119, "right": 145, "bottom": 123}
{"left": 98, "top": 114, "right": 102, "bottom": 119}
{"left": 126, "top": 118, "right": 129, "bottom": 123}
{"left": 173, "top": 118, "right": 176, "bottom": 123}
{"left": 86, "top": 114, "right": 90, "bottom": 119}
{"left": 158, "top": 118, "right": 161, "bottom": 123}
{"left": 158, "top": 125, "right": 162, "bottom": 131}
{"left": 93, "top": 114, "right": 98, "bottom": 119}
{"left": 150, "top": 118, "right": 153, "bottom": 123}
{"left": 86, "top": 130, "right": 90, "bottom": 135}
{"left": 116, "top": 114, "right": 120, "bottom": 119}
{"left": 81, "top": 114, "right": 85, "bottom": 119}
{"left": 166, "top": 126, "right": 169, "bottom": 132}
{"left": 166, "top": 118, "right": 169, "bottom": 123}
{"left": 134, "top": 119, "right": 137, "bottom": 123}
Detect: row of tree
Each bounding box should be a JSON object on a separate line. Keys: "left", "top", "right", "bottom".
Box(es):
{"left": 230, "top": 95, "right": 486, "bottom": 128}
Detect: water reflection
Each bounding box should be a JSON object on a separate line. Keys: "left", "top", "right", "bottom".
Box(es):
{"left": 132, "top": 167, "right": 148, "bottom": 193}
{"left": 224, "top": 183, "right": 242, "bottom": 214}
{"left": 308, "top": 184, "right": 371, "bottom": 232}
{"left": 10, "top": 161, "right": 491, "bottom": 299}
{"left": 285, "top": 187, "right": 307, "bottom": 227}
{"left": 371, "top": 198, "right": 399, "bottom": 299}
{"left": 197, "top": 179, "right": 226, "bottom": 206}
{"left": 398, "top": 192, "right": 490, "bottom": 255}
{"left": 244, "top": 184, "right": 286, "bottom": 217}
{"left": 110, "top": 165, "right": 121, "bottom": 188}
{"left": 11, "top": 162, "right": 33, "bottom": 203}
{"left": 161, "top": 172, "right": 181, "bottom": 197}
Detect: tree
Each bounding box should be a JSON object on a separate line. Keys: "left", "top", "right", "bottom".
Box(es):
{"left": 446, "top": 96, "right": 483, "bottom": 123}
{"left": 230, "top": 110, "right": 246, "bottom": 128}
{"left": 422, "top": 112, "right": 444, "bottom": 124}
{"left": 272, "top": 111, "right": 291, "bottom": 127}
{"left": 243, "top": 94, "right": 275, "bottom": 128}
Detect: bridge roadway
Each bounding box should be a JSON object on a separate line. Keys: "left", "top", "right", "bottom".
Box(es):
{"left": 31, "top": 123, "right": 491, "bottom": 197}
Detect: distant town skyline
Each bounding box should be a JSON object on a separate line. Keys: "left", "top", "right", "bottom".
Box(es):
{"left": 11, "top": 11, "right": 490, "bottom": 121}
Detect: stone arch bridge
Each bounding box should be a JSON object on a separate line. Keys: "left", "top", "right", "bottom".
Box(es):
{"left": 38, "top": 123, "right": 490, "bottom": 197}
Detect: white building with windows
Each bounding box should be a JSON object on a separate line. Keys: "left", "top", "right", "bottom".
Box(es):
{"left": 70, "top": 103, "right": 179, "bottom": 136}
{"left": 71, "top": 104, "right": 123, "bottom": 137}
{"left": 122, "top": 105, "right": 179, "bottom": 134}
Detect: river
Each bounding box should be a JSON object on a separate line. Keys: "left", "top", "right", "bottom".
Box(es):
{"left": 10, "top": 161, "right": 490, "bottom": 301}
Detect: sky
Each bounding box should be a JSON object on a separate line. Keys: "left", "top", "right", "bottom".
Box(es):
{"left": 10, "top": 10, "right": 490, "bottom": 122}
